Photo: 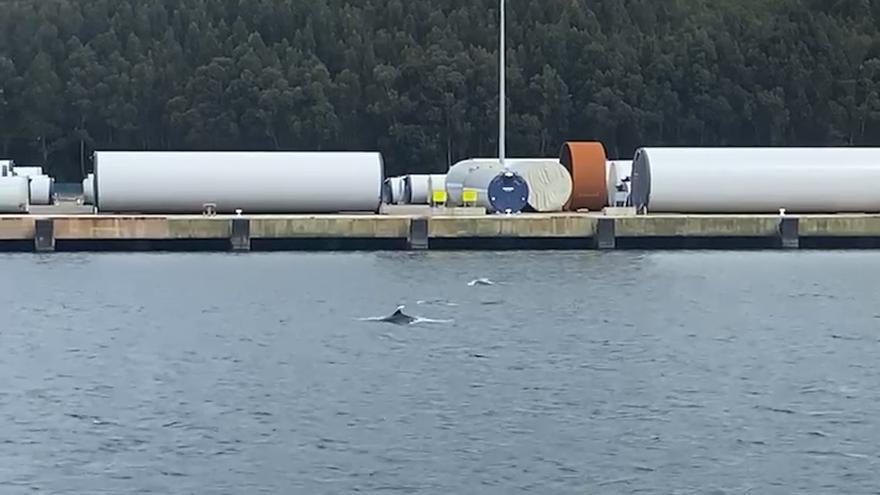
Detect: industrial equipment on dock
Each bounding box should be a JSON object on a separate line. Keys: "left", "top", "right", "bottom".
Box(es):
{"left": 446, "top": 158, "right": 571, "bottom": 212}
{"left": 461, "top": 167, "right": 530, "bottom": 214}
{"left": 631, "top": 147, "right": 880, "bottom": 213}
{"left": 93, "top": 151, "right": 385, "bottom": 214}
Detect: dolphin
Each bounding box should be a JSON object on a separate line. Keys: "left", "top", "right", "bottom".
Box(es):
{"left": 375, "top": 305, "right": 417, "bottom": 325}
{"left": 383, "top": 306, "right": 417, "bottom": 325}
{"left": 468, "top": 278, "right": 495, "bottom": 286}
{"left": 357, "top": 305, "right": 453, "bottom": 326}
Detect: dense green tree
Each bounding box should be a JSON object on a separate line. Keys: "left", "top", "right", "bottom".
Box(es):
{"left": 0, "top": 0, "right": 879, "bottom": 181}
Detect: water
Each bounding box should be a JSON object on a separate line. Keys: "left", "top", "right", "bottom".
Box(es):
{"left": 2, "top": 250, "right": 880, "bottom": 494}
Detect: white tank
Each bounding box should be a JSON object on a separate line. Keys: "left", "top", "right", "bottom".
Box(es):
{"left": 14, "top": 166, "right": 43, "bottom": 178}
{"left": 82, "top": 173, "right": 95, "bottom": 205}
{"left": 446, "top": 158, "right": 572, "bottom": 212}
{"left": 28, "top": 175, "right": 54, "bottom": 205}
{"left": 448, "top": 158, "right": 551, "bottom": 205}
{"left": 404, "top": 174, "right": 430, "bottom": 204}
{"left": 427, "top": 174, "right": 446, "bottom": 203}
{"left": 631, "top": 147, "right": 880, "bottom": 213}
{"left": 94, "top": 151, "right": 385, "bottom": 213}
{"left": 606, "top": 160, "right": 632, "bottom": 207}
{"left": 0, "top": 176, "right": 29, "bottom": 213}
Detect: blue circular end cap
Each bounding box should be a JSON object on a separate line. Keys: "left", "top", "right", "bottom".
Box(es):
{"left": 487, "top": 171, "right": 529, "bottom": 213}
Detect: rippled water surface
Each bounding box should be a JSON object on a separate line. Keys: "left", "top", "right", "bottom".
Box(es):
{"left": 2, "top": 250, "right": 880, "bottom": 494}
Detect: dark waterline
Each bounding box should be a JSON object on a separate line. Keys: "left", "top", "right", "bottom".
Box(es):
{"left": 2, "top": 250, "right": 880, "bottom": 494}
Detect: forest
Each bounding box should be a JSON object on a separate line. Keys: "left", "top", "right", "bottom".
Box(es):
{"left": 1, "top": 0, "right": 880, "bottom": 180}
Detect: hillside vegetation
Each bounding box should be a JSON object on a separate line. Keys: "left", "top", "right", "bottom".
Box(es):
{"left": 1, "top": 0, "right": 879, "bottom": 179}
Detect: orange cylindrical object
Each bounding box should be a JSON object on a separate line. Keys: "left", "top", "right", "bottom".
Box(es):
{"left": 559, "top": 141, "right": 608, "bottom": 211}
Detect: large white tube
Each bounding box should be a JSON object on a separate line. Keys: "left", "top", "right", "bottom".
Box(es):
{"left": 404, "top": 174, "right": 431, "bottom": 204}
{"left": 94, "top": 151, "right": 384, "bottom": 213}
{"left": 632, "top": 147, "right": 880, "bottom": 213}
{"left": 446, "top": 158, "right": 571, "bottom": 212}
{"left": 0, "top": 176, "right": 29, "bottom": 213}
{"left": 28, "top": 175, "right": 54, "bottom": 205}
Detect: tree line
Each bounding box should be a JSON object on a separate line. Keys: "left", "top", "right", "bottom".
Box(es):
{"left": 1, "top": 0, "right": 879, "bottom": 181}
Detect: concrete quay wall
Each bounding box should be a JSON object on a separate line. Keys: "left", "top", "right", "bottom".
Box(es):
{"left": 1, "top": 213, "right": 880, "bottom": 252}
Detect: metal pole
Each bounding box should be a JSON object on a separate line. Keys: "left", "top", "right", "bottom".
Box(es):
{"left": 499, "top": 0, "right": 506, "bottom": 170}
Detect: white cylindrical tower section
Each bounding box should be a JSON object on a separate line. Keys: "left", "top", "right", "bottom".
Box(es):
{"left": 404, "top": 174, "right": 431, "bottom": 204}
{"left": 28, "top": 175, "right": 54, "bottom": 205}
{"left": 94, "top": 151, "right": 385, "bottom": 213}
{"left": 631, "top": 147, "right": 880, "bottom": 213}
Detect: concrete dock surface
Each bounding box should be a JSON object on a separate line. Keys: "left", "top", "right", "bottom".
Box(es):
{"left": 3, "top": 211, "right": 880, "bottom": 251}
